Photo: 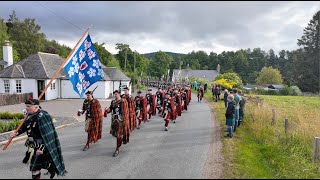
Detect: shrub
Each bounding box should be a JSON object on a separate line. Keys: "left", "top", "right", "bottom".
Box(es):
{"left": 0, "top": 112, "right": 24, "bottom": 119}
{"left": 279, "top": 86, "right": 290, "bottom": 95}
{"left": 0, "top": 119, "right": 21, "bottom": 133}
{"left": 289, "top": 86, "right": 303, "bottom": 96}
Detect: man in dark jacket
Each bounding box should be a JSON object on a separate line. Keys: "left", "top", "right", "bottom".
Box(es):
{"left": 225, "top": 95, "right": 235, "bottom": 138}
{"left": 10, "top": 98, "right": 67, "bottom": 179}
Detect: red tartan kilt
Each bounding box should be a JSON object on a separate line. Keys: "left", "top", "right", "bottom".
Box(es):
{"left": 163, "top": 111, "right": 173, "bottom": 120}
{"left": 110, "top": 119, "right": 125, "bottom": 137}
{"left": 87, "top": 117, "right": 102, "bottom": 144}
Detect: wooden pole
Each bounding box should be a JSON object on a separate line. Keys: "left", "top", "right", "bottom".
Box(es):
{"left": 284, "top": 117, "right": 289, "bottom": 135}
{"left": 313, "top": 137, "right": 319, "bottom": 163}
{"left": 2, "top": 28, "right": 90, "bottom": 151}
{"left": 272, "top": 109, "right": 276, "bottom": 125}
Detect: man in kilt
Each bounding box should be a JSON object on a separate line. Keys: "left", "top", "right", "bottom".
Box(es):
{"left": 10, "top": 98, "right": 67, "bottom": 179}
{"left": 121, "top": 87, "right": 136, "bottom": 132}
{"left": 181, "top": 87, "right": 188, "bottom": 111}
{"left": 172, "top": 88, "right": 182, "bottom": 120}
{"left": 134, "top": 90, "right": 147, "bottom": 129}
{"left": 197, "top": 86, "right": 204, "bottom": 102}
{"left": 78, "top": 91, "right": 103, "bottom": 151}
{"left": 162, "top": 92, "right": 176, "bottom": 131}
{"left": 156, "top": 87, "right": 164, "bottom": 115}
{"left": 146, "top": 89, "right": 156, "bottom": 120}
{"left": 104, "top": 90, "right": 130, "bottom": 157}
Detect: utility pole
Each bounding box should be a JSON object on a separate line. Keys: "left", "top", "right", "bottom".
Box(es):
{"left": 134, "top": 51, "right": 137, "bottom": 87}
{"left": 124, "top": 49, "right": 127, "bottom": 72}
{"left": 318, "top": 11, "right": 320, "bottom": 93}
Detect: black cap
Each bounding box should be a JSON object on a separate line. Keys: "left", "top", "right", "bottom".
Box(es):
{"left": 25, "top": 98, "right": 40, "bottom": 105}
{"left": 124, "top": 87, "right": 129, "bottom": 90}
{"left": 137, "top": 90, "right": 142, "bottom": 93}
{"left": 148, "top": 89, "right": 152, "bottom": 91}
{"left": 113, "top": 90, "right": 120, "bottom": 94}
{"left": 85, "top": 91, "right": 92, "bottom": 95}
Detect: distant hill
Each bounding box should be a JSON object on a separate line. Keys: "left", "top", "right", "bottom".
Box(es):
{"left": 142, "top": 51, "right": 186, "bottom": 60}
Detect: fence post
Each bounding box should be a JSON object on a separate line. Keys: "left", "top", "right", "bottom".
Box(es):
{"left": 284, "top": 118, "right": 289, "bottom": 135}
{"left": 313, "top": 137, "right": 319, "bottom": 163}
{"left": 272, "top": 109, "right": 276, "bottom": 125}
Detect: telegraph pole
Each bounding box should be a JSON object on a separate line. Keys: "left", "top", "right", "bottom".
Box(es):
{"left": 124, "top": 50, "right": 127, "bottom": 72}
{"left": 134, "top": 51, "right": 137, "bottom": 87}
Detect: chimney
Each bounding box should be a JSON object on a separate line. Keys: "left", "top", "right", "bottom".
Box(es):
{"left": 3, "top": 40, "right": 13, "bottom": 68}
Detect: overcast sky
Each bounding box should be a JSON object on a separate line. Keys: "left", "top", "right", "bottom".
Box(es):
{"left": 0, "top": 1, "right": 319, "bottom": 55}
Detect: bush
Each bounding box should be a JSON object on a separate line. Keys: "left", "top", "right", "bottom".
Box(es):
{"left": 289, "top": 86, "right": 303, "bottom": 96}
{"left": 0, "top": 119, "right": 21, "bottom": 133}
{"left": 0, "top": 112, "right": 24, "bottom": 119}
{"left": 279, "top": 86, "right": 290, "bottom": 95}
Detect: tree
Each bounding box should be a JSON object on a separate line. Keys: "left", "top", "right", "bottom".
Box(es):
{"left": 296, "top": 10, "right": 320, "bottom": 93}
{"left": 0, "top": 17, "right": 19, "bottom": 68}
{"left": 93, "top": 42, "right": 113, "bottom": 66}
{"left": 7, "top": 11, "right": 46, "bottom": 60}
{"left": 256, "top": 66, "right": 283, "bottom": 84}
{"left": 215, "top": 72, "right": 243, "bottom": 87}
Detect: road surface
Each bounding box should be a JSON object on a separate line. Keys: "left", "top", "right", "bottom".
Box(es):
{"left": 0, "top": 92, "right": 222, "bottom": 179}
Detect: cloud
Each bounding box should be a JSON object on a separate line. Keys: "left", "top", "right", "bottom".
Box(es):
{"left": 0, "top": 1, "right": 319, "bottom": 55}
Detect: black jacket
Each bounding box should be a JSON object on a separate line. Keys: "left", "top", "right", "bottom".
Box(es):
{"left": 225, "top": 101, "right": 235, "bottom": 119}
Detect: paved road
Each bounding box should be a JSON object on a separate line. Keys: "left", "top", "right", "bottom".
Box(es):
{"left": 0, "top": 92, "right": 216, "bottom": 179}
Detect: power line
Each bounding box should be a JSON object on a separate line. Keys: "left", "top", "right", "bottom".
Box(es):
{"left": 34, "top": 1, "right": 84, "bottom": 31}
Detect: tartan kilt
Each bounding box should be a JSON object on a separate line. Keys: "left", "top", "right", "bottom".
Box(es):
{"left": 176, "top": 103, "right": 182, "bottom": 116}
{"left": 29, "top": 150, "right": 52, "bottom": 171}
{"left": 86, "top": 117, "right": 102, "bottom": 144}
{"left": 163, "top": 110, "right": 174, "bottom": 120}
{"left": 110, "top": 119, "right": 126, "bottom": 138}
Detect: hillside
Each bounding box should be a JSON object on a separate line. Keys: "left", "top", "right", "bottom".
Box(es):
{"left": 142, "top": 51, "right": 186, "bottom": 60}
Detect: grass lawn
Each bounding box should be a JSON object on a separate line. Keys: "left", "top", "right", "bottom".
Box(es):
{"left": 194, "top": 89, "right": 320, "bottom": 178}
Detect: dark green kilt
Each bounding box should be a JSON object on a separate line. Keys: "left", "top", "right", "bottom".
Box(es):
{"left": 29, "top": 150, "right": 53, "bottom": 171}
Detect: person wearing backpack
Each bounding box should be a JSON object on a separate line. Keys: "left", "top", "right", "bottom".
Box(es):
{"left": 225, "top": 95, "right": 236, "bottom": 138}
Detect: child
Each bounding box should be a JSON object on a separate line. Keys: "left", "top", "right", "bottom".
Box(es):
{"left": 225, "top": 95, "right": 235, "bottom": 138}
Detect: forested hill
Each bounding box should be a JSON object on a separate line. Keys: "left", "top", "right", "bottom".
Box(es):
{"left": 142, "top": 52, "right": 186, "bottom": 60}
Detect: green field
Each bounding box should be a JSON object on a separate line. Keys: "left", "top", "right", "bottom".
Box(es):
{"left": 196, "top": 89, "right": 320, "bottom": 178}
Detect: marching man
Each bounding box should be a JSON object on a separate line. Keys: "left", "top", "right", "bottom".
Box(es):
{"left": 10, "top": 98, "right": 67, "bottom": 179}
{"left": 134, "top": 90, "right": 147, "bottom": 129}
{"left": 78, "top": 90, "right": 103, "bottom": 151}
{"left": 146, "top": 89, "right": 156, "bottom": 120}
{"left": 162, "top": 92, "right": 176, "bottom": 131}
{"left": 104, "top": 90, "right": 130, "bottom": 157}
{"left": 121, "top": 87, "right": 136, "bottom": 132}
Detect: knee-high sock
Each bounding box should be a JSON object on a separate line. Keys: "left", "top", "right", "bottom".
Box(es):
{"left": 165, "top": 120, "right": 169, "bottom": 127}
{"left": 116, "top": 137, "right": 122, "bottom": 150}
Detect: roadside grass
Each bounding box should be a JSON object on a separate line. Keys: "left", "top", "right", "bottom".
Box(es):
{"left": 194, "top": 89, "right": 320, "bottom": 178}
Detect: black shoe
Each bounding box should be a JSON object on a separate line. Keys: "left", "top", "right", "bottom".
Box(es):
{"left": 113, "top": 150, "right": 119, "bottom": 157}
{"left": 165, "top": 127, "right": 168, "bottom": 131}
{"left": 82, "top": 145, "right": 89, "bottom": 151}
{"left": 137, "top": 126, "right": 140, "bottom": 129}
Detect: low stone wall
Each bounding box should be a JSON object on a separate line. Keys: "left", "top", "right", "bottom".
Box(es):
{"left": 0, "top": 93, "right": 33, "bottom": 106}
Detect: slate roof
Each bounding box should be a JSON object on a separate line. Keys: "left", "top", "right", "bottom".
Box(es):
{"left": 103, "top": 67, "right": 130, "bottom": 81}
{"left": 0, "top": 52, "right": 129, "bottom": 81}
{"left": 172, "top": 69, "right": 219, "bottom": 82}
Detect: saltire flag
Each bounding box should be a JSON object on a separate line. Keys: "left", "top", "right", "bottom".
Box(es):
{"left": 63, "top": 32, "right": 104, "bottom": 98}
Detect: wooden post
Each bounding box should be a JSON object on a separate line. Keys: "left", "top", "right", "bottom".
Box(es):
{"left": 313, "top": 137, "right": 319, "bottom": 163}
{"left": 272, "top": 109, "right": 276, "bottom": 125}
{"left": 284, "top": 117, "right": 289, "bottom": 135}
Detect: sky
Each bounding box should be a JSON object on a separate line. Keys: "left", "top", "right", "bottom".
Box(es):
{"left": 0, "top": 1, "right": 319, "bottom": 55}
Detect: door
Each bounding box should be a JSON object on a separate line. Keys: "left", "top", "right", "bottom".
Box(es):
{"left": 37, "top": 80, "right": 45, "bottom": 100}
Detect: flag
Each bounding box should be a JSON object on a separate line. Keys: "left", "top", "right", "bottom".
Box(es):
{"left": 63, "top": 32, "right": 104, "bottom": 98}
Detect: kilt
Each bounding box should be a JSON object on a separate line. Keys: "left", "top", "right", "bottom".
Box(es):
{"left": 86, "top": 117, "right": 102, "bottom": 144}
{"left": 110, "top": 118, "right": 125, "bottom": 138}
{"left": 163, "top": 110, "right": 173, "bottom": 120}
{"left": 226, "top": 118, "right": 235, "bottom": 126}
{"left": 29, "top": 149, "right": 52, "bottom": 171}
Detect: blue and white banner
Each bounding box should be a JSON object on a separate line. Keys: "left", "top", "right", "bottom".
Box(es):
{"left": 64, "top": 33, "right": 104, "bottom": 98}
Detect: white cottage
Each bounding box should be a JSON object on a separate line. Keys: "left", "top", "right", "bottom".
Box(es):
{"left": 0, "top": 43, "right": 131, "bottom": 100}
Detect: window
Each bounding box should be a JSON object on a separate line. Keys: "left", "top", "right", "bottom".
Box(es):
{"left": 4, "top": 80, "right": 10, "bottom": 93}
{"left": 50, "top": 82, "right": 56, "bottom": 90}
{"left": 16, "top": 80, "right": 22, "bottom": 93}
